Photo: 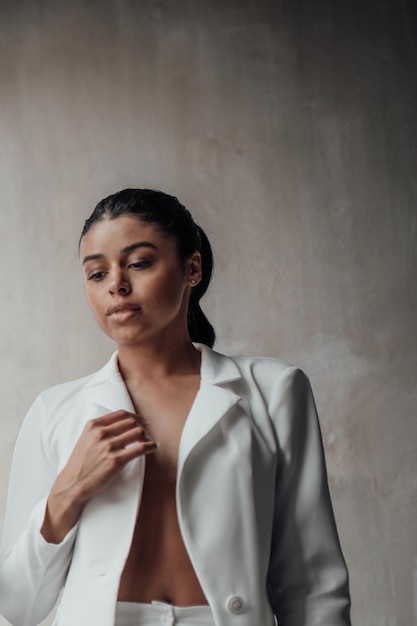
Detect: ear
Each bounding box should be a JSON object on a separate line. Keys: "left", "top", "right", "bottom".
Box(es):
{"left": 187, "top": 251, "right": 202, "bottom": 286}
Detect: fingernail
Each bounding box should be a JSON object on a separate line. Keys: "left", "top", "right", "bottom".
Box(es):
{"left": 146, "top": 441, "right": 160, "bottom": 452}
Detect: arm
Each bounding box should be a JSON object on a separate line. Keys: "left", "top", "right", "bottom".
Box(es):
{"left": 267, "top": 367, "right": 351, "bottom": 626}
{"left": 0, "top": 394, "right": 157, "bottom": 626}
{"left": 0, "top": 393, "right": 76, "bottom": 626}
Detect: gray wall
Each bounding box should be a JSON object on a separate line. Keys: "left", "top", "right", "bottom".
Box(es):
{"left": 0, "top": 1, "right": 416, "bottom": 624}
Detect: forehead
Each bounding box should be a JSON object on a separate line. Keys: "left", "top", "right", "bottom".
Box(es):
{"left": 80, "top": 216, "right": 174, "bottom": 255}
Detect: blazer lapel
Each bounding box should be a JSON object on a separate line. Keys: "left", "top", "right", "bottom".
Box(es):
{"left": 83, "top": 353, "right": 136, "bottom": 414}
{"left": 74, "top": 353, "right": 144, "bottom": 573}
{"left": 178, "top": 345, "right": 243, "bottom": 475}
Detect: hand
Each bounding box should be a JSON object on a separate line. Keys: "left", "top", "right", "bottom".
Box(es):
{"left": 41, "top": 410, "right": 157, "bottom": 543}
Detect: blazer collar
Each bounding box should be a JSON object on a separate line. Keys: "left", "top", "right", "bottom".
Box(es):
{"left": 197, "top": 343, "right": 242, "bottom": 385}
{"left": 83, "top": 352, "right": 135, "bottom": 413}
{"left": 84, "top": 343, "right": 242, "bottom": 391}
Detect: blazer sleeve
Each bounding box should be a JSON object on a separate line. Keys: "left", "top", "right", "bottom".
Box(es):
{"left": 266, "top": 366, "right": 351, "bottom": 626}
{"left": 0, "top": 393, "right": 78, "bottom": 626}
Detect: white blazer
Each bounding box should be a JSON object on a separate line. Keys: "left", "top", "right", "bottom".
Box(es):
{"left": 0, "top": 344, "right": 350, "bottom": 626}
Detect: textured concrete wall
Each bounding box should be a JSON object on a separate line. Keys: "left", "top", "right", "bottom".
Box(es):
{"left": 0, "top": 1, "right": 416, "bottom": 624}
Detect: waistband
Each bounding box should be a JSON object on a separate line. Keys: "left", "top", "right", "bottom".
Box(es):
{"left": 114, "top": 600, "right": 215, "bottom": 626}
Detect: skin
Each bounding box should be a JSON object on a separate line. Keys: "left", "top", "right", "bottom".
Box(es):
{"left": 41, "top": 215, "right": 207, "bottom": 606}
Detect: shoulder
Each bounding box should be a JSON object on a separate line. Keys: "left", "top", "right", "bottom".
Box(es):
{"left": 220, "top": 349, "right": 308, "bottom": 388}
{"left": 232, "top": 354, "right": 297, "bottom": 377}
{"left": 201, "top": 344, "right": 310, "bottom": 400}
{"left": 232, "top": 354, "right": 311, "bottom": 402}
{"left": 219, "top": 353, "right": 318, "bottom": 453}
{"left": 17, "top": 354, "right": 119, "bottom": 461}
{"left": 35, "top": 371, "right": 95, "bottom": 410}
{"left": 25, "top": 353, "right": 118, "bottom": 421}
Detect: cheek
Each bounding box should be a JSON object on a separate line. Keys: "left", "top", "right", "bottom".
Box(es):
{"left": 157, "top": 274, "right": 187, "bottom": 306}
{"left": 84, "top": 287, "right": 103, "bottom": 318}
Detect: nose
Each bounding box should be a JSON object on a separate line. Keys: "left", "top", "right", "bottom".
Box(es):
{"left": 108, "top": 270, "right": 131, "bottom": 296}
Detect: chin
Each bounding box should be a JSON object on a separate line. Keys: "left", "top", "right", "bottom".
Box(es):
{"left": 109, "top": 328, "right": 151, "bottom": 346}
{"left": 99, "top": 321, "right": 145, "bottom": 344}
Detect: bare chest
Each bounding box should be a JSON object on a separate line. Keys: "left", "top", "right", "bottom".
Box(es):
{"left": 131, "top": 376, "right": 199, "bottom": 461}
{"left": 118, "top": 376, "right": 207, "bottom": 605}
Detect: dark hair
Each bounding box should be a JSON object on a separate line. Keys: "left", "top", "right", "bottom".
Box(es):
{"left": 80, "top": 188, "right": 215, "bottom": 347}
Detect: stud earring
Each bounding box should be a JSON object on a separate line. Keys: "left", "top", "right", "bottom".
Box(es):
{"left": 191, "top": 279, "right": 196, "bottom": 285}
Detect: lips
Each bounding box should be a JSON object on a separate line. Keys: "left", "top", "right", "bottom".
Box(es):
{"left": 106, "top": 302, "right": 141, "bottom": 316}
{"left": 106, "top": 302, "right": 141, "bottom": 321}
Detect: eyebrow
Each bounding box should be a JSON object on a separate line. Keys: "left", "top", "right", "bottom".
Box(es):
{"left": 82, "top": 241, "right": 158, "bottom": 265}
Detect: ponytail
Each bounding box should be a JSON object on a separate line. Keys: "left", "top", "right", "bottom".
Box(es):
{"left": 187, "top": 301, "right": 215, "bottom": 348}
{"left": 188, "top": 225, "right": 216, "bottom": 347}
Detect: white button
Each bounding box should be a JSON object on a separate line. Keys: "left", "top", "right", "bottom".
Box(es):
{"left": 227, "top": 596, "right": 245, "bottom": 614}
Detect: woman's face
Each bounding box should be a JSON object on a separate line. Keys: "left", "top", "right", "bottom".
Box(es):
{"left": 79, "top": 216, "right": 201, "bottom": 347}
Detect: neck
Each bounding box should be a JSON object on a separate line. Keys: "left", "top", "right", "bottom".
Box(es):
{"left": 116, "top": 334, "right": 202, "bottom": 383}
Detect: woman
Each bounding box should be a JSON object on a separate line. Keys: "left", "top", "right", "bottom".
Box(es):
{"left": 0, "top": 189, "right": 351, "bottom": 626}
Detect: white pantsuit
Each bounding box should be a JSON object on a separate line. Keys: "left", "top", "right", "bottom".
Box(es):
{"left": 0, "top": 344, "right": 351, "bottom": 626}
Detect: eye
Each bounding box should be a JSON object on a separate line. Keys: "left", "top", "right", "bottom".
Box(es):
{"left": 87, "top": 271, "right": 108, "bottom": 281}
{"left": 128, "top": 260, "right": 152, "bottom": 270}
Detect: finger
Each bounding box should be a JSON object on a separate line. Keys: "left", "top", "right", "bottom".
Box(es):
{"left": 91, "top": 410, "right": 148, "bottom": 428}
{"left": 116, "top": 440, "right": 159, "bottom": 463}
{"left": 102, "top": 417, "right": 146, "bottom": 438}
{"left": 111, "top": 425, "right": 153, "bottom": 449}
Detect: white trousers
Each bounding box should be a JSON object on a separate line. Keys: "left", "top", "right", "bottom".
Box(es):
{"left": 114, "top": 601, "right": 215, "bottom": 626}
